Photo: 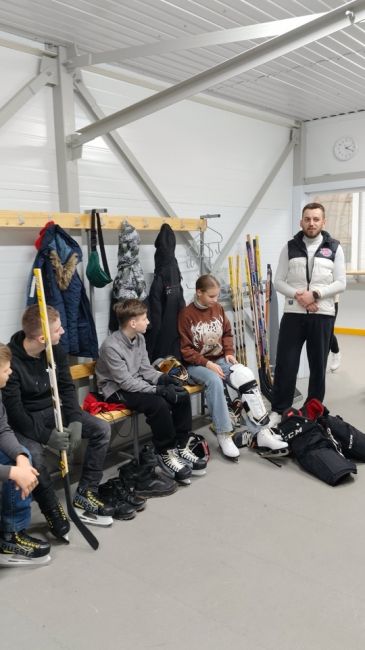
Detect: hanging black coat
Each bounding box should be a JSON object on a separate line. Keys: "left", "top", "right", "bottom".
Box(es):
{"left": 145, "top": 224, "right": 185, "bottom": 362}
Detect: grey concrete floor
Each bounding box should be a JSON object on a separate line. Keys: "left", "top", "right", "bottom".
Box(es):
{"left": 2, "top": 334, "right": 365, "bottom": 650}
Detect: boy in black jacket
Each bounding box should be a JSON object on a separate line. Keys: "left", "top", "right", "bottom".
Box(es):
{"left": 0, "top": 342, "right": 50, "bottom": 565}
{"left": 2, "top": 305, "right": 113, "bottom": 536}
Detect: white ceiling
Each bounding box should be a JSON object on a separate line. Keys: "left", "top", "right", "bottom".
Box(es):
{"left": 0, "top": 0, "right": 365, "bottom": 122}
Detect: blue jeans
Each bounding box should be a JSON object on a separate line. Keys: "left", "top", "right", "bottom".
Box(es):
{"left": 187, "top": 358, "right": 233, "bottom": 434}
{"left": 0, "top": 449, "right": 32, "bottom": 534}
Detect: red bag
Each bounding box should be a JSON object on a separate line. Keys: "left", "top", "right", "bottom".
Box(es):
{"left": 83, "top": 392, "right": 127, "bottom": 416}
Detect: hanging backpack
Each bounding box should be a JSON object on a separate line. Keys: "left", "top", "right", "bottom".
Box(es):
{"left": 86, "top": 209, "right": 112, "bottom": 288}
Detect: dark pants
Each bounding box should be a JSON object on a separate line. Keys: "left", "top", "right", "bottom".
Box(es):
{"left": 108, "top": 390, "right": 192, "bottom": 453}
{"left": 271, "top": 313, "right": 335, "bottom": 414}
{"left": 14, "top": 410, "right": 111, "bottom": 512}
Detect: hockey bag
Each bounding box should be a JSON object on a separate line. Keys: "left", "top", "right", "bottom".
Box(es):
{"left": 278, "top": 407, "right": 357, "bottom": 486}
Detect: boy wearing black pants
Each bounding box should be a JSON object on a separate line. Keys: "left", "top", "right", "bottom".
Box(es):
{"left": 96, "top": 299, "right": 206, "bottom": 485}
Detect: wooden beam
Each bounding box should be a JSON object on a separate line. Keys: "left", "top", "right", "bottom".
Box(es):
{"left": 0, "top": 211, "right": 206, "bottom": 232}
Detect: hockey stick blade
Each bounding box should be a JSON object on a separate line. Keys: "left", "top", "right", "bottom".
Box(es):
{"left": 62, "top": 470, "right": 99, "bottom": 550}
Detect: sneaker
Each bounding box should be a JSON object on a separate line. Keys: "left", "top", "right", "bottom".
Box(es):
{"left": 104, "top": 477, "right": 146, "bottom": 512}
{"left": 0, "top": 530, "right": 51, "bottom": 566}
{"left": 256, "top": 428, "right": 289, "bottom": 454}
{"left": 42, "top": 501, "right": 70, "bottom": 540}
{"left": 73, "top": 488, "right": 115, "bottom": 525}
{"left": 216, "top": 432, "right": 240, "bottom": 460}
{"left": 268, "top": 411, "right": 282, "bottom": 428}
{"left": 119, "top": 460, "right": 178, "bottom": 498}
{"left": 157, "top": 449, "right": 192, "bottom": 485}
{"left": 177, "top": 442, "right": 207, "bottom": 476}
{"left": 330, "top": 351, "right": 341, "bottom": 372}
{"left": 98, "top": 479, "right": 141, "bottom": 520}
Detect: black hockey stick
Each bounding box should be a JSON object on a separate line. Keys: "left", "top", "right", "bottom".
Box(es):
{"left": 33, "top": 269, "right": 99, "bottom": 551}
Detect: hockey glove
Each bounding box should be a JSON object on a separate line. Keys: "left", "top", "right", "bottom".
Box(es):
{"left": 48, "top": 427, "right": 70, "bottom": 451}
{"left": 67, "top": 421, "right": 83, "bottom": 452}
{"left": 157, "top": 373, "right": 181, "bottom": 387}
{"left": 156, "top": 385, "right": 187, "bottom": 405}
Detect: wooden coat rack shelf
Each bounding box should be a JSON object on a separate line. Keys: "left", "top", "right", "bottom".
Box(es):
{"left": 0, "top": 211, "right": 206, "bottom": 232}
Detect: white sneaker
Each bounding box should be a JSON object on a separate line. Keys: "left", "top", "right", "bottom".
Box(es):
{"left": 216, "top": 432, "right": 240, "bottom": 459}
{"left": 329, "top": 351, "right": 341, "bottom": 372}
{"left": 268, "top": 411, "right": 281, "bottom": 428}
{"left": 256, "top": 428, "right": 288, "bottom": 452}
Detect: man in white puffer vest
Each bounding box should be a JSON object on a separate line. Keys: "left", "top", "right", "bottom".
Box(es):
{"left": 269, "top": 202, "right": 346, "bottom": 427}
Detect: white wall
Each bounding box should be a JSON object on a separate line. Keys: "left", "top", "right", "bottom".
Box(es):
{"left": 0, "top": 42, "right": 293, "bottom": 348}
{"left": 304, "top": 114, "right": 365, "bottom": 331}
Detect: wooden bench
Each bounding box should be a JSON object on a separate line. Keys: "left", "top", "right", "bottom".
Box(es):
{"left": 69, "top": 361, "right": 205, "bottom": 459}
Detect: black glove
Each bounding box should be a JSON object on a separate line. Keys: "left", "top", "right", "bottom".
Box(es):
{"left": 156, "top": 385, "right": 187, "bottom": 405}
{"left": 67, "top": 421, "right": 83, "bottom": 452}
{"left": 157, "top": 373, "right": 182, "bottom": 387}
{"left": 48, "top": 427, "right": 70, "bottom": 451}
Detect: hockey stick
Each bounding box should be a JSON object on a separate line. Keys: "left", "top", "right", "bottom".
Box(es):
{"left": 33, "top": 269, "right": 99, "bottom": 551}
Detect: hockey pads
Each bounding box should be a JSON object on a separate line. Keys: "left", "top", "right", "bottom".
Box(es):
{"left": 228, "top": 364, "right": 269, "bottom": 426}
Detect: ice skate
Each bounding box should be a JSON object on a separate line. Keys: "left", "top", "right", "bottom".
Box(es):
{"left": 252, "top": 427, "right": 289, "bottom": 458}
{"left": 158, "top": 449, "right": 192, "bottom": 485}
{"left": 177, "top": 441, "right": 207, "bottom": 476}
{"left": 73, "top": 488, "right": 114, "bottom": 527}
{"left": 329, "top": 351, "right": 341, "bottom": 372}
{"left": 0, "top": 530, "right": 51, "bottom": 567}
{"left": 42, "top": 500, "right": 70, "bottom": 542}
{"left": 216, "top": 432, "right": 240, "bottom": 462}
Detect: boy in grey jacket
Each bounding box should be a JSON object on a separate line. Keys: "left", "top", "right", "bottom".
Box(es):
{"left": 0, "top": 343, "right": 50, "bottom": 566}
{"left": 96, "top": 299, "right": 207, "bottom": 485}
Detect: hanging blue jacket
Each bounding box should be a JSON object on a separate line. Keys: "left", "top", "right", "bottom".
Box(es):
{"left": 27, "top": 223, "right": 99, "bottom": 359}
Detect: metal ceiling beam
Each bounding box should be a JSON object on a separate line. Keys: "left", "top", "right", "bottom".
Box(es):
{"left": 53, "top": 46, "right": 80, "bottom": 211}
{"left": 68, "top": 0, "right": 365, "bottom": 150}
{"left": 211, "top": 133, "right": 296, "bottom": 273}
{"left": 66, "top": 14, "right": 323, "bottom": 70}
{"left": 0, "top": 58, "right": 57, "bottom": 130}
{"left": 74, "top": 74, "right": 207, "bottom": 271}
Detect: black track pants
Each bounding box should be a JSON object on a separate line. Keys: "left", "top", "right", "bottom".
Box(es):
{"left": 271, "top": 313, "right": 334, "bottom": 414}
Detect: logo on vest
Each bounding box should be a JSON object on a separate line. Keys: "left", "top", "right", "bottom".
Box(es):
{"left": 319, "top": 247, "right": 332, "bottom": 258}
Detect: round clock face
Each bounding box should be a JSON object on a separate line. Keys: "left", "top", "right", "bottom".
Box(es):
{"left": 333, "top": 136, "right": 357, "bottom": 161}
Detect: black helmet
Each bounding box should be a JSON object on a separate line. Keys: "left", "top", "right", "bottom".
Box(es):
{"left": 153, "top": 356, "right": 189, "bottom": 384}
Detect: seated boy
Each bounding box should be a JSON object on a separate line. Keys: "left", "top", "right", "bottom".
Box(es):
{"left": 0, "top": 343, "right": 50, "bottom": 566}
{"left": 2, "top": 305, "right": 114, "bottom": 534}
{"left": 96, "top": 299, "right": 207, "bottom": 484}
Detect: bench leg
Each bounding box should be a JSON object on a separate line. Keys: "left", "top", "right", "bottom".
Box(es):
{"left": 131, "top": 415, "right": 140, "bottom": 462}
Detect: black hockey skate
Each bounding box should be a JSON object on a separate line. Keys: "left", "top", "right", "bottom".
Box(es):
{"left": 0, "top": 530, "right": 51, "bottom": 567}
{"left": 157, "top": 448, "right": 192, "bottom": 484}
{"left": 177, "top": 441, "right": 207, "bottom": 476}
{"left": 42, "top": 500, "right": 70, "bottom": 542}
{"left": 73, "top": 488, "right": 114, "bottom": 527}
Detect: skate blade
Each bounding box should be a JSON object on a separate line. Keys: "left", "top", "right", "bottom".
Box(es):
{"left": 0, "top": 553, "right": 51, "bottom": 567}
{"left": 191, "top": 469, "right": 207, "bottom": 477}
{"left": 257, "top": 448, "right": 289, "bottom": 458}
{"left": 77, "top": 511, "right": 113, "bottom": 527}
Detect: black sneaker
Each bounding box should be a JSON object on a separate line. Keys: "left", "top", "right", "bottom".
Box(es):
{"left": 0, "top": 530, "right": 51, "bottom": 566}
{"left": 102, "top": 477, "right": 146, "bottom": 512}
{"left": 98, "top": 479, "right": 138, "bottom": 520}
{"left": 157, "top": 449, "right": 192, "bottom": 485}
{"left": 43, "top": 501, "right": 70, "bottom": 540}
{"left": 177, "top": 442, "right": 207, "bottom": 476}
{"left": 119, "top": 460, "right": 177, "bottom": 498}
